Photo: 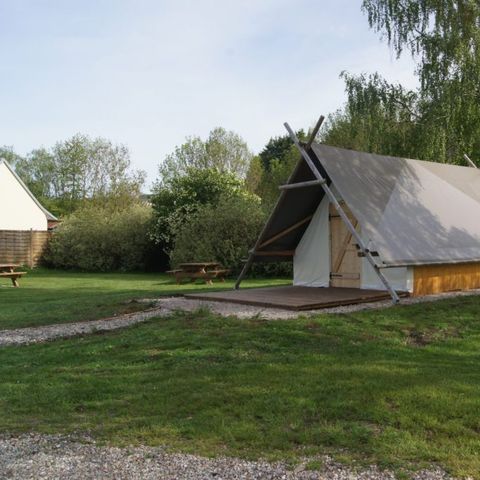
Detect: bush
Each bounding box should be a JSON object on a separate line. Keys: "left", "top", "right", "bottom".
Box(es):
{"left": 43, "top": 202, "right": 152, "bottom": 271}
{"left": 149, "top": 168, "right": 249, "bottom": 258}
{"left": 170, "top": 194, "right": 265, "bottom": 274}
{"left": 251, "top": 260, "right": 293, "bottom": 278}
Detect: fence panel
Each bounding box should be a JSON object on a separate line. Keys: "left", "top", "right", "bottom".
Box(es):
{"left": 0, "top": 230, "right": 51, "bottom": 267}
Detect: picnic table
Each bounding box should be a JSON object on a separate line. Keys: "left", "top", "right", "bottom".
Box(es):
{"left": 0, "top": 264, "right": 27, "bottom": 287}
{"left": 167, "top": 262, "right": 230, "bottom": 285}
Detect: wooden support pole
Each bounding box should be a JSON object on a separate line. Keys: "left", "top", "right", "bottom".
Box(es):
{"left": 464, "top": 154, "right": 478, "bottom": 169}
{"left": 279, "top": 179, "right": 325, "bottom": 190}
{"left": 306, "top": 115, "right": 325, "bottom": 150}
{"left": 235, "top": 254, "right": 254, "bottom": 289}
{"left": 258, "top": 215, "right": 314, "bottom": 249}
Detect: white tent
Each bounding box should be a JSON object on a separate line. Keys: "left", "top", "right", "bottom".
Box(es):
{"left": 0, "top": 159, "right": 57, "bottom": 230}
{"left": 311, "top": 144, "right": 480, "bottom": 267}
{"left": 237, "top": 136, "right": 480, "bottom": 301}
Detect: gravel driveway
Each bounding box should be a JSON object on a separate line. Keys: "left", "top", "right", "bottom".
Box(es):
{"left": 0, "top": 433, "right": 455, "bottom": 480}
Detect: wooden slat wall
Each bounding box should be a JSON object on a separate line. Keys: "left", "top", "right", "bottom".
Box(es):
{"left": 413, "top": 263, "right": 480, "bottom": 296}
{"left": 0, "top": 230, "right": 51, "bottom": 267}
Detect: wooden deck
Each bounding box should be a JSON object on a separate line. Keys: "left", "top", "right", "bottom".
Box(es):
{"left": 185, "top": 285, "right": 402, "bottom": 311}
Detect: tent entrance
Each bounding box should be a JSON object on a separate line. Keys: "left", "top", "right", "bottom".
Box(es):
{"left": 329, "top": 202, "right": 361, "bottom": 288}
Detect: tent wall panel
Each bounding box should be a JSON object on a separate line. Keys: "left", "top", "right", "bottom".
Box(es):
{"left": 293, "top": 195, "right": 330, "bottom": 287}
{"left": 413, "top": 263, "right": 480, "bottom": 296}
{"left": 361, "top": 263, "right": 412, "bottom": 292}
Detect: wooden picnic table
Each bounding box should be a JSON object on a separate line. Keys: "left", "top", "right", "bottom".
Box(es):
{"left": 0, "top": 264, "right": 27, "bottom": 287}
{"left": 167, "top": 262, "right": 230, "bottom": 285}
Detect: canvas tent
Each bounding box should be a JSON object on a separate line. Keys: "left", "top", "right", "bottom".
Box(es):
{"left": 236, "top": 121, "right": 480, "bottom": 302}
{"left": 0, "top": 158, "right": 58, "bottom": 267}
{"left": 0, "top": 159, "right": 57, "bottom": 230}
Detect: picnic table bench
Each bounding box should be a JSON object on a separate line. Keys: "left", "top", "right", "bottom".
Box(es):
{"left": 167, "top": 262, "right": 230, "bottom": 285}
{"left": 0, "top": 264, "right": 27, "bottom": 287}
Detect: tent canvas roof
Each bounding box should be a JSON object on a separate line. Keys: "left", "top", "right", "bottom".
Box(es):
{"left": 253, "top": 143, "right": 480, "bottom": 267}
{"left": 0, "top": 159, "right": 58, "bottom": 222}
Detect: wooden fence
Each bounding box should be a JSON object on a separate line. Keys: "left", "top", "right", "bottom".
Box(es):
{"left": 0, "top": 230, "right": 51, "bottom": 267}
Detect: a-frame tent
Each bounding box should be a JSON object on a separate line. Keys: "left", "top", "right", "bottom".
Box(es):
{"left": 235, "top": 118, "right": 480, "bottom": 303}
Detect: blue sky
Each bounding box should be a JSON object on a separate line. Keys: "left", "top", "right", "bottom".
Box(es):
{"left": 0, "top": 0, "right": 417, "bottom": 187}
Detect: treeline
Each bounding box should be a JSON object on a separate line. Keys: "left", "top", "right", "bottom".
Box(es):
{"left": 0, "top": 128, "right": 303, "bottom": 274}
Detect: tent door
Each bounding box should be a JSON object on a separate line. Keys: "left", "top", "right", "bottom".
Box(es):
{"left": 329, "top": 202, "right": 361, "bottom": 288}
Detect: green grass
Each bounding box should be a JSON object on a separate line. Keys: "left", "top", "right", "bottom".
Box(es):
{"left": 0, "top": 269, "right": 288, "bottom": 330}
{"left": 1, "top": 293, "right": 480, "bottom": 477}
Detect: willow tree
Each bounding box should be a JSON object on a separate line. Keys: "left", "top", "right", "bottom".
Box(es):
{"left": 325, "top": 1, "right": 480, "bottom": 164}
{"left": 322, "top": 72, "right": 421, "bottom": 159}
{"left": 364, "top": 0, "right": 480, "bottom": 162}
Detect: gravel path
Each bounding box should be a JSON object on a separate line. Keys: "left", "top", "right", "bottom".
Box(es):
{"left": 0, "top": 306, "right": 170, "bottom": 347}
{"left": 155, "top": 288, "right": 480, "bottom": 318}
{"left": 2, "top": 289, "right": 480, "bottom": 347}
{"left": 0, "top": 433, "right": 455, "bottom": 480}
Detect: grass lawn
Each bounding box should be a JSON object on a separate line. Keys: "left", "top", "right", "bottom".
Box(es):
{"left": 1, "top": 289, "right": 480, "bottom": 477}
{"left": 0, "top": 269, "right": 288, "bottom": 330}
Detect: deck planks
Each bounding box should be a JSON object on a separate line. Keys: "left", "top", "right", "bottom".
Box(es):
{"left": 185, "top": 285, "right": 401, "bottom": 311}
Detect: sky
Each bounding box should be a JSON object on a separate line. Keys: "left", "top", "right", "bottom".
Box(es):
{"left": 0, "top": 0, "right": 418, "bottom": 188}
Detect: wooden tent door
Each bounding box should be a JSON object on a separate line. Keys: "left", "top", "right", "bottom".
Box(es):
{"left": 329, "top": 202, "right": 361, "bottom": 288}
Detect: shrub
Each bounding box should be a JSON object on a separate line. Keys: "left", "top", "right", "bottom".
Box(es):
{"left": 43, "top": 202, "right": 152, "bottom": 271}
{"left": 170, "top": 194, "right": 265, "bottom": 274}
{"left": 149, "top": 168, "right": 249, "bottom": 257}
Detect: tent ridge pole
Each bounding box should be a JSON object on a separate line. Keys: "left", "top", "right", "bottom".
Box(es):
{"left": 284, "top": 122, "right": 400, "bottom": 304}
{"left": 279, "top": 179, "right": 325, "bottom": 190}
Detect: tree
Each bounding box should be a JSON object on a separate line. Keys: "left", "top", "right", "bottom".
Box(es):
{"left": 159, "top": 127, "right": 253, "bottom": 183}
{"left": 321, "top": 72, "right": 421, "bottom": 158}
{"left": 248, "top": 132, "right": 306, "bottom": 209}
{"left": 150, "top": 168, "right": 256, "bottom": 264}
{"left": 362, "top": 0, "right": 480, "bottom": 94}
{"left": 15, "top": 148, "right": 55, "bottom": 199}
{"left": 245, "top": 155, "right": 263, "bottom": 194}
{"left": 170, "top": 193, "right": 265, "bottom": 272}
{"left": 258, "top": 134, "right": 295, "bottom": 172}
{"left": 14, "top": 134, "right": 146, "bottom": 216}
{"left": 356, "top": 0, "right": 480, "bottom": 163}
{"left": 0, "top": 146, "right": 23, "bottom": 166}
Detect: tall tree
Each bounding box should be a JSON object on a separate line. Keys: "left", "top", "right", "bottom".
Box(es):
{"left": 159, "top": 127, "right": 253, "bottom": 183}
{"left": 248, "top": 131, "right": 307, "bottom": 209}
{"left": 14, "top": 148, "right": 55, "bottom": 199}
{"left": 0, "top": 146, "right": 23, "bottom": 166}
{"left": 15, "top": 134, "right": 145, "bottom": 215}
{"left": 360, "top": 0, "right": 480, "bottom": 162}
{"left": 321, "top": 72, "right": 421, "bottom": 158}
